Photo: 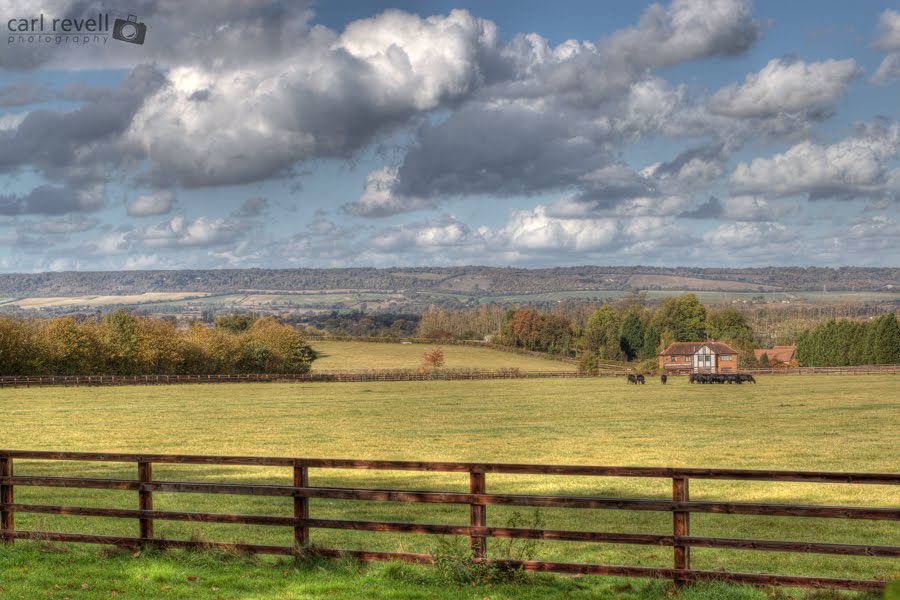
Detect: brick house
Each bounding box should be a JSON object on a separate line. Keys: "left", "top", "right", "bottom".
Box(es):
{"left": 659, "top": 341, "right": 739, "bottom": 374}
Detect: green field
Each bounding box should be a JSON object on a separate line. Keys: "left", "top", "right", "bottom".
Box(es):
{"left": 1, "top": 375, "right": 897, "bottom": 598}
{"left": 483, "top": 289, "right": 900, "bottom": 305}
{"left": 309, "top": 340, "right": 576, "bottom": 371}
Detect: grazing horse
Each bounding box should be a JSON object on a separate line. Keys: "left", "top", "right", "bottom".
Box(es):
{"left": 636, "top": 374, "right": 645, "bottom": 384}
{"left": 660, "top": 374, "right": 667, "bottom": 385}
{"left": 627, "top": 374, "right": 637, "bottom": 384}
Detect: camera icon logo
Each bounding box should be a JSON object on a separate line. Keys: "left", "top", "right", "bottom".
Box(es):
{"left": 112, "top": 14, "right": 146, "bottom": 45}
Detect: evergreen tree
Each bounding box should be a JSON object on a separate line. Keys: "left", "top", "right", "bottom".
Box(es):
{"left": 619, "top": 310, "right": 644, "bottom": 361}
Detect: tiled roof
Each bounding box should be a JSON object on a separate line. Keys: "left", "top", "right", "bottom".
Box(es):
{"left": 659, "top": 341, "right": 738, "bottom": 356}
{"left": 754, "top": 345, "right": 796, "bottom": 363}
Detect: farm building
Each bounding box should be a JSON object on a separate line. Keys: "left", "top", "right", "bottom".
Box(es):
{"left": 754, "top": 345, "right": 796, "bottom": 366}
{"left": 659, "top": 341, "right": 739, "bottom": 374}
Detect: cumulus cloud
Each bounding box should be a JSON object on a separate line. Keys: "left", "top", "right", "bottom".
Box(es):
{"left": 344, "top": 167, "right": 433, "bottom": 217}
{"left": 127, "top": 190, "right": 175, "bottom": 217}
{"left": 730, "top": 121, "right": 900, "bottom": 199}
{"left": 708, "top": 221, "right": 793, "bottom": 248}
{"left": 679, "top": 195, "right": 798, "bottom": 221}
{"left": 872, "top": 10, "right": 900, "bottom": 85}
{"left": 872, "top": 53, "right": 900, "bottom": 85}
{"left": 873, "top": 9, "right": 900, "bottom": 50}
{"left": 128, "top": 8, "right": 504, "bottom": 187}
{"left": 601, "top": 0, "right": 760, "bottom": 69}
{"left": 496, "top": 206, "right": 619, "bottom": 252}
{"left": 0, "top": 65, "right": 166, "bottom": 192}
{"left": 710, "top": 58, "right": 861, "bottom": 117}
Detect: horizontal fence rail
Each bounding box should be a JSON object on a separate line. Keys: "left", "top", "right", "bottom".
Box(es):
{"left": 1, "top": 365, "right": 897, "bottom": 388}
{"left": 0, "top": 450, "right": 897, "bottom": 592}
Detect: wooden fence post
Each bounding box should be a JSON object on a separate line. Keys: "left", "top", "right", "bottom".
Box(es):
{"left": 0, "top": 457, "right": 13, "bottom": 544}
{"left": 138, "top": 461, "right": 153, "bottom": 544}
{"left": 294, "top": 465, "right": 309, "bottom": 549}
{"left": 469, "top": 471, "right": 486, "bottom": 560}
{"left": 673, "top": 477, "right": 690, "bottom": 588}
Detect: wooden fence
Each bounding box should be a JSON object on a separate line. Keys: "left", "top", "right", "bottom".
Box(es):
{"left": 0, "top": 450, "right": 897, "bottom": 592}
{"left": 2, "top": 364, "right": 897, "bottom": 388}
{"left": 0, "top": 369, "right": 623, "bottom": 387}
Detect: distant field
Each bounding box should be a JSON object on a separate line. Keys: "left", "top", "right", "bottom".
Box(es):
{"left": 1, "top": 375, "right": 897, "bottom": 596}
{"left": 625, "top": 274, "right": 782, "bottom": 291}
{"left": 309, "top": 340, "right": 575, "bottom": 371}
{"left": 8, "top": 292, "right": 210, "bottom": 309}
{"left": 484, "top": 289, "right": 900, "bottom": 305}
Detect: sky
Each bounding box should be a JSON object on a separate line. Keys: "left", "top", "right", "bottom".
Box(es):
{"left": 0, "top": 0, "right": 899, "bottom": 273}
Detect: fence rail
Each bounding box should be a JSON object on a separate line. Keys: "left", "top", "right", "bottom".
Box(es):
{"left": 1, "top": 364, "right": 898, "bottom": 387}
{"left": 0, "top": 450, "right": 897, "bottom": 592}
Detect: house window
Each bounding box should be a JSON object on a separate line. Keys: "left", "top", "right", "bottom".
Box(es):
{"left": 721, "top": 355, "right": 733, "bottom": 361}
{"left": 670, "top": 356, "right": 677, "bottom": 362}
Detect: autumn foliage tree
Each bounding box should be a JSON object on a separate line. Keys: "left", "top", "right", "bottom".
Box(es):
{"left": 0, "top": 312, "right": 315, "bottom": 376}
{"left": 422, "top": 346, "right": 445, "bottom": 370}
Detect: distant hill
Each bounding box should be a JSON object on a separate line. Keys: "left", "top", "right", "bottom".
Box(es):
{"left": 0, "top": 266, "right": 898, "bottom": 296}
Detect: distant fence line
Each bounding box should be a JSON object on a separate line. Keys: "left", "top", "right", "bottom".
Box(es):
{"left": 1, "top": 450, "right": 897, "bottom": 592}
{"left": 304, "top": 335, "right": 581, "bottom": 365}
{"left": 0, "top": 369, "right": 594, "bottom": 388}
{"left": 0, "top": 364, "right": 897, "bottom": 387}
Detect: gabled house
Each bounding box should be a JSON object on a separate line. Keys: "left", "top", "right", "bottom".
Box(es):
{"left": 659, "top": 341, "right": 739, "bottom": 374}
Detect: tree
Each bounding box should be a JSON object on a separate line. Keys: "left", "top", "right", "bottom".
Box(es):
{"left": 215, "top": 314, "right": 255, "bottom": 334}
{"left": 651, "top": 294, "right": 707, "bottom": 342}
{"left": 869, "top": 313, "right": 900, "bottom": 364}
{"left": 758, "top": 352, "right": 769, "bottom": 368}
{"left": 508, "top": 309, "right": 544, "bottom": 350}
{"left": 539, "top": 314, "right": 578, "bottom": 356}
{"left": 39, "top": 317, "right": 92, "bottom": 375}
{"left": 422, "top": 346, "right": 445, "bottom": 370}
{"left": 619, "top": 310, "right": 645, "bottom": 361}
{"left": 101, "top": 310, "right": 140, "bottom": 375}
{"left": 583, "top": 305, "right": 625, "bottom": 361}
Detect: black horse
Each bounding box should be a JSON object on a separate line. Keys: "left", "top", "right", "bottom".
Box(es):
{"left": 636, "top": 374, "right": 645, "bottom": 384}
{"left": 660, "top": 374, "right": 667, "bottom": 385}
{"left": 627, "top": 374, "right": 637, "bottom": 384}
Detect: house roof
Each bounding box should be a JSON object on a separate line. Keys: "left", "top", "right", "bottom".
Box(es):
{"left": 754, "top": 345, "right": 796, "bottom": 363}
{"left": 659, "top": 341, "right": 738, "bottom": 356}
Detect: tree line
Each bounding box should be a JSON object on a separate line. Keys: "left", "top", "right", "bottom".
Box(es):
{"left": 795, "top": 314, "right": 900, "bottom": 366}
{"left": 417, "top": 295, "right": 900, "bottom": 369}
{"left": 0, "top": 311, "right": 315, "bottom": 376}
{"left": 418, "top": 294, "right": 757, "bottom": 370}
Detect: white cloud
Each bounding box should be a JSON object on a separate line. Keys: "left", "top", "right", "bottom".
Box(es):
{"left": 872, "top": 53, "right": 900, "bottom": 85}
{"left": 730, "top": 123, "right": 900, "bottom": 199}
{"left": 710, "top": 58, "right": 861, "bottom": 117}
{"left": 602, "top": 0, "right": 760, "bottom": 70}
{"left": 708, "top": 221, "right": 792, "bottom": 248}
{"left": 344, "top": 167, "right": 432, "bottom": 217}
{"left": 127, "top": 190, "right": 175, "bottom": 217}
{"left": 874, "top": 9, "right": 900, "bottom": 51}
{"left": 498, "top": 206, "right": 618, "bottom": 251}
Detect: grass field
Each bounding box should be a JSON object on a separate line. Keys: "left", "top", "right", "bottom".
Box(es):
{"left": 309, "top": 340, "right": 576, "bottom": 371}
{"left": 1, "top": 375, "right": 897, "bottom": 598}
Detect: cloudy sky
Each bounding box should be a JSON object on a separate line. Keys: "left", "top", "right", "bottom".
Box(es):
{"left": 1, "top": 0, "right": 898, "bottom": 272}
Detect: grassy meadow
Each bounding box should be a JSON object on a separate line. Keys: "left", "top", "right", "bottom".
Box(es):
{"left": 308, "top": 339, "right": 576, "bottom": 371}
{"left": 1, "top": 374, "right": 898, "bottom": 598}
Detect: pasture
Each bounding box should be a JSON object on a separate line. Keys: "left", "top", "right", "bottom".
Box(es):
{"left": 0, "top": 375, "right": 897, "bottom": 598}
{"left": 308, "top": 340, "right": 576, "bottom": 371}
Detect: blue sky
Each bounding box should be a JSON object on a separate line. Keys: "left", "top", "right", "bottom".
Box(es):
{"left": 0, "top": 0, "right": 898, "bottom": 272}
